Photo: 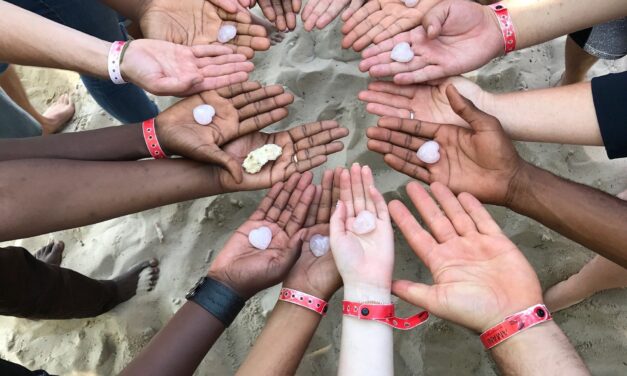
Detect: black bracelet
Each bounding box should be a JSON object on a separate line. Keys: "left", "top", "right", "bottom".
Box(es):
{"left": 185, "top": 276, "right": 246, "bottom": 327}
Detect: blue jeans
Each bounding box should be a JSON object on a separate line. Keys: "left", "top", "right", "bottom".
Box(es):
{"left": 0, "top": 88, "right": 42, "bottom": 138}
{"left": 0, "top": 0, "right": 158, "bottom": 126}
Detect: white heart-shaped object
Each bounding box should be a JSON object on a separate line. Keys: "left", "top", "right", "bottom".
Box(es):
{"left": 193, "top": 104, "right": 216, "bottom": 125}
{"left": 351, "top": 210, "right": 377, "bottom": 235}
{"left": 416, "top": 140, "right": 440, "bottom": 164}
{"left": 309, "top": 234, "right": 330, "bottom": 257}
{"left": 390, "top": 42, "right": 414, "bottom": 63}
{"left": 248, "top": 226, "right": 272, "bottom": 250}
{"left": 403, "top": 0, "right": 418, "bottom": 7}
{"left": 217, "top": 25, "right": 237, "bottom": 43}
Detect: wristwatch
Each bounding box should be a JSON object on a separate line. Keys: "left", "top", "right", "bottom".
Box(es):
{"left": 186, "top": 276, "right": 246, "bottom": 327}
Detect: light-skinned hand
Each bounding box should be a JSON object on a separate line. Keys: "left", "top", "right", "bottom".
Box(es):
{"left": 138, "top": 0, "right": 270, "bottom": 58}
{"left": 208, "top": 173, "right": 315, "bottom": 298}
{"left": 302, "top": 0, "right": 364, "bottom": 31}
{"left": 218, "top": 120, "right": 349, "bottom": 191}
{"left": 359, "top": 0, "right": 503, "bottom": 84}
{"left": 366, "top": 85, "right": 524, "bottom": 205}
{"left": 330, "top": 164, "right": 394, "bottom": 295}
{"left": 156, "top": 82, "right": 294, "bottom": 182}
{"left": 389, "top": 182, "right": 543, "bottom": 332}
{"left": 358, "top": 76, "right": 486, "bottom": 127}
{"left": 283, "top": 168, "right": 343, "bottom": 300}
{"left": 341, "top": 0, "right": 442, "bottom": 51}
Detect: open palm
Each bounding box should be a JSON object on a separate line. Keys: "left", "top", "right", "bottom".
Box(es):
{"left": 218, "top": 120, "right": 349, "bottom": 191}
{"left": 360, "top": 0, "right": 503, "bottom": 84}
{"left": 389, "top": 182, "right": 542, "bottom": 332}
{"left": 208, "top": 173, "right": 315, "bottom": 298}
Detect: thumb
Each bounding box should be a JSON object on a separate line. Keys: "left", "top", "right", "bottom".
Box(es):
{"left": 205, "top": 144, "right": 244, "bottom": 183}
{"left": 330, "top": 200, "right": 346, "bottom": 239}
{"left": 392, "top": 280, "right": 435, "bottom": 311}
{"left": 285, "top": 229, "right": 306, "bottom": 265}
{"left": 422, "top": 1, "right": 449, "bottom": 39}
{"left": 446, "top": 85, "right": 501, "bottom": 133}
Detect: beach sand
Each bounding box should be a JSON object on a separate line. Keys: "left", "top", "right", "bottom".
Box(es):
{"left": 1, "top": 17, "right": 626, "bottom": 376}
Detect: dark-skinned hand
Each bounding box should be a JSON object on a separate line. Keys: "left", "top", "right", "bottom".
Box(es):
{"left": 258, "top": 0, "right": 301, "bottom": 31}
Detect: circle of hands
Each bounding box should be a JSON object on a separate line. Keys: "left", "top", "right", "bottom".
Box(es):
{"left": 129, "top": 0, "right": 544, "bottom": 332}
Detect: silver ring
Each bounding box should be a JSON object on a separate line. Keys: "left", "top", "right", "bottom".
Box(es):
{"left": 409, "top": 111, "right": 415, "bottom": 120}
{"left": 292, "top": 155, "right": 299, "bottom": 164}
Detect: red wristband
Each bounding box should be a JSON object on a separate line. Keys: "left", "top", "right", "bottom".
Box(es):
{"left": 279, "top": 288, "right": 328, "bottom": 316}
{"left": 142, "top": 118, "right": 168, "bottom": 159}
{"left": 480, "top": 304, "right": 552, "bottom": 349}
{"left": 489, "top": 2, "right": 517, "bottom": 54}
{"left": 342, "top": 301, "right": 429, "bottom": 330}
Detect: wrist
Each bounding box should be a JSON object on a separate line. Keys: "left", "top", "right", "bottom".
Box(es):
{"left": 483, "top": 4, "right": 508, "bottom": 58}
{"left": 504, "top": 161, "right": 538, "bottom": 211}
{"left": 479, "top": 300, "right": 546, "bottom": 334}
{"left": 152, "top": 117, "right": 173, "bottom": 156}
{"left": 343, "top": 283, "right": 391, "bottom": 304}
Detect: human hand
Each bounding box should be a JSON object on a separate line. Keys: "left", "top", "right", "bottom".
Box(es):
{"left": 208, "top": 173, "right": 315, "bottom": 298}
{"left": 156, "top": 82, "right": 294, "bottom": 182}
{"left": 389, "top": 182, "right": 542, "bottom": 332}
{"left": 121, "top": 40, "right": 253, "bottom": 96}
{"left": 359, "top": 0, "right": 503, "bottom": 83}
{"left": 218, "top": 120, "right": 349, "bottom": 191}
{"left": 258, "top": 0, "right": 301, "bottom": 31}
{"left": 283, "top": 168, "right": 343, "bottom": 300}
{"left": 341, "top": 0, "right": 441, "bottom": 51}
{"left": 358, "top": 76, "right": 486, "bottom": 127}
{"left": 301, "top": 0, "right": 363, "bottom": 32}
{"left": 138, "top": 0, "right": 269, "bottom": 58}
{"left": 330, "top": 164, "right": 394, "bottom": 300}
{"left": 366, "top": 85, "right": 524, "bottom": 205}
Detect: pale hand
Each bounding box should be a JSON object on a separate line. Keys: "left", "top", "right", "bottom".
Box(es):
{"left": 359, "top": 0, "right": 503, "bottom": 83}
{"left": 389, "top": 182, "right": 543, "bottom": 332}
{"left": 208, "top": 173, "right": 315, "bottom": 298}
{"left": 330, "top": 164, "right": 394, "bottom": 290}
{"left": 366, "top": 85, "right": 523, "bottom": 206}
{"left": 302, "top": 0, "right": 363, "bottom": 31}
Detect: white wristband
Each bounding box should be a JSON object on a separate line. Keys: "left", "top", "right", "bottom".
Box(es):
{"left": 108, "top": 41, "right": 127, "bottom": 85}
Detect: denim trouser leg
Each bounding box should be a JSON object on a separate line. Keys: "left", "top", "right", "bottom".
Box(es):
{"left": 0, "top": 88, "right": 42, "bottom": 138}
{"left": 4, "top": 0, "right": 159, "bottom": 123}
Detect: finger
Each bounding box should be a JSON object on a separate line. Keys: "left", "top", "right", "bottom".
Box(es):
{"left": 239, "top": 108, "right": 289, "bottom": 133}
{"left": 330, "top": 199, "right": 347, "bottom": 237}
{"left": 198, "top": 143, "right": 244, "bottom": 183}
{"left": 394, "top": 65, "right": 447, "bottom": 85}
{"left": 221, "top": 43, "right": 255, "bottom": 59}
{"left": 285, "top": 185, "right": 316, "bottom": 236}
{"left": 341, "top": 0, "right": 363, "bottom": 21}
{"left": 457, "top": 192, "right": 503, "bottom": 236}
{"left": 406, "top": 181, "right": 457, "bottom": 243}
{"left": 364, "top": 103, "right": 412, "bottom": 118}
{"left": 366, "top": 127, "right": 426, "bottom": 152}
{"left": 282, "top": 0, "right": 296, "bottom": 30}
{"left": 219, "top": 8, "right": 253, "bottom": 24}
{"left": 392, "top": 280, "right": 436, "bottom": 312}
{"left": 345, "top": 11, "right": 386, "bottom": 52}
{"left": 446, "top": 85, "right": 500, "bottom": 132}
{"left": 353, "top": 13, "right": 394, "bottom": 51}
{"left": 305, "top": 184, "right": 323, "bottom": 227}
{"left": 191, "top": 44, "right": 239, "bottom": 58}
{"left": 370, "top": 184, "right": 389, "bottom": 221}
{"left": 266, "top": 173, "right": 302, "bottom": 222}
{"left": 358, "top": 89, "right": 412, "bottom": 110}
{"left": 388, "top": 199, "right": 437, "bottom": 264}
{"left": 378, "top": 117, "right": 440, "bottom": 140}
{"left": 216, "top": 81, "right": 261, "bottom": 98}
{"left": 187, "top": 71, "right": 251, "bottom": 93}
{"left": 360, "top": 32, "right": 404, "bottom": 59}
{"left": 230, "top": 84, "right": 285, "bottom": 109}
{"left": 278, "top": 173, "right": 313, "bottom": 231}
{"left": 238, "top": 92, "right": 294, "bottom": 121}
{"left": 304, "top": 0, "right": 329, "bottom": 31}
{"left": 368, "top": 56, "right": 430, "bottom": 78}
{"left": 292, "top": 0, "right": 301, "bottom": 13}
{"left": 366, "top": 138, "right": 426, "bottom": 168}
{"left": 259, "top": 0, "right": 277, "bottom": 21}
{"left": 295, "top": 141, "right": 344, "bottom": 162}
{"left": 283, "top": 229, "right": 306, "bottom": 267}
{"left": 195, "top": 53, "right": 249, "bottom": 68}
{"left": 421, "top": 1, "right": 447, "bottom": 39}
{"left": 430, "top": 182, "right": 477, "bottom": 236}
{"left": 316, "top": 1, "right": 345, "bottom": 29}
{"left": 235, "top": 22, "right": 268, "bottom": 38}
{"left": 229, "top": 34, "right": 271, "bottom": 52}
{"left": 198, "top": 61, "right": 255, "bottom": 78}
{"left": 339, "top": 168, "right": 355, "bottom": 218}
{"left": 368, "top": 80, "right": 417, "bottom": 98}
{"left": 292, "top": 122, "right": 349, "bottom": 148}
{"left": 301, "top": 0, "right": 316, "bottom": 21}
{"left": 350, "top": 163, "right": 367, "bottom": 214}
{"left": 317, "top": 169, "right": 334, "bottom": 224}
{"left": 294, "top": 154, "right": 328, "bottom": 173}
{"left": 361, "top": 165, "right": 377, "bottom": 214}
{"left": 250, "top": 181, "right": 285, "bottom": 220}
{"left": 210, "top": 0, "right": 238, "bottom": 13}
{"left": 371, "top": 16, "right": 417, "bottom": 45}
{"left": 272, "top": 0, "right": 287, "bottom": 31}
{"left": 383, "top": 154, "right": 431, "bottom": 183}
{"left": 331, "top": 167, "right": 342, "bottom": 214}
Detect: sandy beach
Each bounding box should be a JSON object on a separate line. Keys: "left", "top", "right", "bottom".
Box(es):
{"left": 1, "top": 16, "right": 626, "bottom": 375}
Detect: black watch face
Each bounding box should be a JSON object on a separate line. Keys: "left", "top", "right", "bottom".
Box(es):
{"left": 185, "top": 276, "right": 206, "bottom": 299}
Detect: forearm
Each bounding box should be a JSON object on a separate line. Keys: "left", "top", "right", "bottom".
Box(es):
{"left": 0, "top": 2, "right": 110, "bottom": 78}
{"left": 491, "top": 321, "right": 589, "bottom": 375}
{"left": 338, "top": 286, "right": 393, "bottom": 376}
{"left": 508, "top": 163, "right": 627, "bottom": 268}
{"left": 121, "top": 301, "right": 226, "bottom": 376}
{"left": 0, "top": 158, "right": 225, "bottom": 241}
{"left": 484, "top": 82, "right": 602, "bottom": 145}
{"left": 0, "top": 124, "right": 149, "bottom": 161}
{"left": 505, "top": 0, "right": 627, "bottom": 50}
{"left": 237, "top": 301, "right": 323, "bottom": 375}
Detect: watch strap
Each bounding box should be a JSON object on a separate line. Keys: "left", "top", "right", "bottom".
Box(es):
{"left": 186, "top": 276, "right": 246, "bottom": 327}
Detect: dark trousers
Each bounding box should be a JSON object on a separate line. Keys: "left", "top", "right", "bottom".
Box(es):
{"left": 0, "top": 359, "right": 53, "bottom": 376}
{"left": 0, "top": 246, "right": 118, "bottom": 319}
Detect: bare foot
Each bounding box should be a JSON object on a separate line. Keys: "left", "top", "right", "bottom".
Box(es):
{"left": 112, "top": 259, "right": 160, "bottom": 305}
{"left": 251, "top": 13, "right": 286, "bottom": 45}
{"left": 543, "top": 189, "right": 627, "bottom": 312}
{"left": 41, "top": 94, "right": 75, "bottom": 135}
{"left": 34, "top": 240, "right": 64, "bottom": 266}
